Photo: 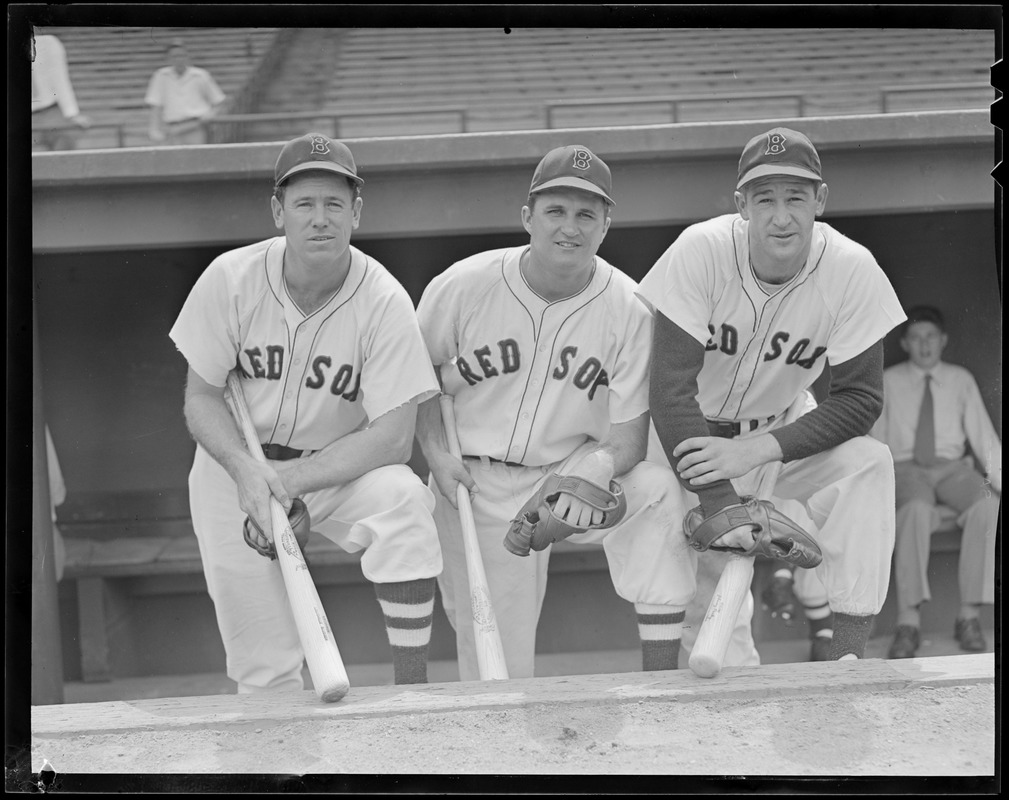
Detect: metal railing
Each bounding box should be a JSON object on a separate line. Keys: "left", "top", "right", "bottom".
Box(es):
{"left": 31, "top": 121, "right": 130, "bottom": 149}
{"left": 33, "top": 83, "right": 994, "bottom": 150}
{"left": 544, "top": 91, "right": 806, "bottom": 128}
{"left": 879, "top": 82, "right": 994, "bottom": 112}
{"left": 207, "top": 105, "right": 471, "bottom": 139}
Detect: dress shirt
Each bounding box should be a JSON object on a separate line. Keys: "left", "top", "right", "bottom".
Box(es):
{"left": 873, "top": 359, "right": 1002, "bottom": 488}
{"left": 145, "top": 65, "right": 225, "bottom": 122}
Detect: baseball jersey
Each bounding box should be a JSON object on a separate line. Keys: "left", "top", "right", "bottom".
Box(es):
{"left": 145, "top": 65, "right": 225, "bottom": 122}
{"left": 170, "top": 237, "right": 439, "bottom": 451}
{"left": 418, "top": 246, "right": 651, "bottom": 466}
{"left": 637, "top": 215, "right": 905, "bottom": 421}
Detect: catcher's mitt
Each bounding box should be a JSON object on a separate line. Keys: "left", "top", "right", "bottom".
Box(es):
{"left": 243, "top": 497, "right": 311, "bottom": 561}
{"left": 504, "top": 473, "right": 628, "bottom": 557}
{"left": 684, "top": 496, "right": 822, "bottom": 569}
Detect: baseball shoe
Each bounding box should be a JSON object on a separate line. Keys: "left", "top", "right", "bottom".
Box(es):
{"left": 887, "top": 625, "right": 920, "bottom": 659}
{"left": 810, "top": 634, "right": 833, "bottom": 661}
{"left": 954, "top": 618, "right": 986, "bottom": 652}
{"left": 760, "top": 575, "right": 797, "bottom": 625}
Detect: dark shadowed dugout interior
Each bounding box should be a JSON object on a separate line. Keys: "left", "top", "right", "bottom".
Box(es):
{"left": 31, "top": 112, "right": 999, "bottom": 679}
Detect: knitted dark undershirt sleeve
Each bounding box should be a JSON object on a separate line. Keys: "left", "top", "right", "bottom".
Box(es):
{"left": 649, "top": 313, "right": 741, "bottom": 515}
{"left": 770, "top": 339, "right": 885, "bottom": 462}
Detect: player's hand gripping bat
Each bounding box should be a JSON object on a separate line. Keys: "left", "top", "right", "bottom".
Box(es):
{"left": 439, "top": 394, "right": 510, "bottom": 681}
{"left": 688, "top": 393, "right": 809, "bottom": 678}
{"left": 225, "top": 371, "right": 350, "bottom": 702}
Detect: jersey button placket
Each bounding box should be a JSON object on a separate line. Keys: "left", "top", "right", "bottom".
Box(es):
{"left": 513, "top": 336, "right": 548, "bottom": 458}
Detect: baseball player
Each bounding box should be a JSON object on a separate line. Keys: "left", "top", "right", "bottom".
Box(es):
{"left": 414, "top": 145, "right": 696, "bottom": 681}
{"left": 638, "top": 127, "right": 906, "bottom": 661}
{"left": 169, "top": 133, "right": 443, "bottom": 693}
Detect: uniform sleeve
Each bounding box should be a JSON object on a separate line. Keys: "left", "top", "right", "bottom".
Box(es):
{"left": 771, "top": 340, "right": 885, "bottom": 462}
{"left": 636, "top": 227, "right": 717, "bottom": 347}
{"left": 168, "top": 261, "right": 242, "bottom": 388}
{"left": 359, "top": 283, "right": 439, "bottom": 421}
{"left": 606, "top": 295, "right": 653, "bottom": 424}
{"left": 869, "top": 372, "right": 891, "bottom": 445}
{"left": 416, "top": 270, "right": 460, "bottom": 367}
{"left": 825, "top": 249, "right": 906, "bottom": 365}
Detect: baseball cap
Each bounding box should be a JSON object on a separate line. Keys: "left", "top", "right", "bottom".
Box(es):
{"left": 274, "top": 133, "right": 364, "bottom": 188}
{"left": 529, "top": 145, "right": 615, "bottom": 206}
{"left": 736, "top": 127, "right": 822, "bottom": 190}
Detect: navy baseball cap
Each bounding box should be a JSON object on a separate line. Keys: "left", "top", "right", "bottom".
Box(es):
{"left": 529, "top": 144, "right": 615, "bottom": 206}
{"left": 736, "top": 127, "right": 822, "bottom": 189}
{"left": 274, "top": 133, "right": 364, "bottom": 188}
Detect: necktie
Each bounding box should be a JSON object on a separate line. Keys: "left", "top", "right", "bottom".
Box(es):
{"left": 913, "top": 374, "right": 936, "bottom": 467}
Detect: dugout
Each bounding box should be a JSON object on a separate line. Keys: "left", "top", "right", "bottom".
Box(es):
{"left": 30, "top": 111, "right": 1000, "bottom": 682}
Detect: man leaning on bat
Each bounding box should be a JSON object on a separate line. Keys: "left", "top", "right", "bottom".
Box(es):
{"left": 638, "top": 126, "right": 906, "bottom": 662}
{"left": 414, "top": 145, "right": 696, "bottom": 681}
{"left": 169, "top": 133, "right": 443, "bottom": 693}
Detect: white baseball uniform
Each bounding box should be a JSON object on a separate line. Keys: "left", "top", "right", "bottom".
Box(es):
{"left": 170, "top": 237, "right": 443, "bottom": 692}
{"left": 417, "top": 245, "right": 695, "bottom": 681}
{"left": 639, "top": 214, "right": 906, "bottom": 617}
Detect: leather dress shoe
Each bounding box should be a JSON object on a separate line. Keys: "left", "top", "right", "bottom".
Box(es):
{"left": 954, "top": 617, "right": 986, "bottom": 652}
{"left": 888, "top": 625, "right": 920, "bottom": 659}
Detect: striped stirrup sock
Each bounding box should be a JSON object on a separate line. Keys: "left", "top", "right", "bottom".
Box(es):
{"left": 803, "top": 600, "right": 833, "bottom": 640}
{"left": 635, "top": 603, "right": 686, "bottom": 671}
{"left": 374, "top": 578, "right": 437, "bottom": 684}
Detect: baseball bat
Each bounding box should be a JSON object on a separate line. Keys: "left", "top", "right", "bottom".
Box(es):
{"left": 225, "top": 371, "right": 350, "bottom": 702}
{"left": 438, "top": 394, "right": 510, "bottom": 681}
{"left": 688, "top": 393, "right": 809, "bottom": 678}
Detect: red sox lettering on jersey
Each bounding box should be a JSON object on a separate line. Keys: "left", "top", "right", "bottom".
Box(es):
{"left": 171, "top": 237, "right": 436, "bottom": 452}
{"left": 638, "top": 214, "right": 903, "bottom": 421}
{"left": 418, "top": 246, "right": 651, "bottom": 467}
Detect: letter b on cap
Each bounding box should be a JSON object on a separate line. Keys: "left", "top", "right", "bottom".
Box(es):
{"left": 765, "top": 132, "right": 787, "bottom": 155}
{"left": 572, "top": 148, "right": 593, "bottom": 171}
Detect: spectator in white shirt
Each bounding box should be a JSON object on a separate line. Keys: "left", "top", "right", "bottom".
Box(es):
{"left": 31, "top": 32, "right": 91, "bottom": 151}
{"left": 872, "top": 305, "right": 1000, "bottom": 658}
{"left": 145, "top": 37, "right": 226, "bottom": 145}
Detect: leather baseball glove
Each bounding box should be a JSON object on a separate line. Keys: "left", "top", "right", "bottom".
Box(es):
{"left": 243, "top": 497, "right": 311, "bottom": 561}
{"left": 504, "top": 473, "right": 628, "bottom": 557}
{"left": 683, "top": 496, "right": 822, "bottom": 569}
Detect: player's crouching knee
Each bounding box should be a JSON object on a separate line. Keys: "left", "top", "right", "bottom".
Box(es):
{"left": 618, "top": 461, "right": 685, "bottom": 518}
{"left": 832, "top": 435, "right": 895, "bottom": 482}
{"left": 367, "top": 464, "right": 437, "bottom": 514}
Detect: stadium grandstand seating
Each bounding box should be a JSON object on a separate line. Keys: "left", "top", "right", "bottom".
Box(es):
{"left": 31, "top": 26, "right": 285, "bottom": 149}
{"left": 32, "top": 26, "right": 994, "bottom": 147}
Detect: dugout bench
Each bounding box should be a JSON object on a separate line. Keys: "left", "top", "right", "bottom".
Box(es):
{"left": 59, "top": 489, "right": 968, "bottom": 682}
{"left": 57, "top": 488, "right": 611, "bottom": 683}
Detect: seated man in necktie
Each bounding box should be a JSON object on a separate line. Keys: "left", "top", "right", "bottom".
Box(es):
{"left": 872, "top": 305, "right": 1001, "bottom": 658}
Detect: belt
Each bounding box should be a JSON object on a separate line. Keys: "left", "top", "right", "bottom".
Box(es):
{"left": 166, "top": 116, "right": 204, "bottom": 125}
{"left": 463, "top": 455, "right": 526, "bottom": 468}
{"left": 705, "top": 415, "right": 776, "bottom": 439}
{"left": 261, "top": 443, "right": 312, "bottom": 461}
